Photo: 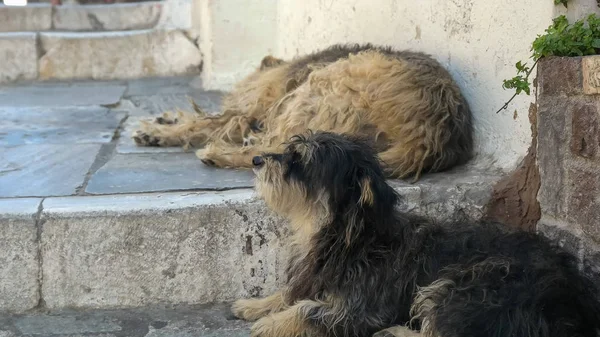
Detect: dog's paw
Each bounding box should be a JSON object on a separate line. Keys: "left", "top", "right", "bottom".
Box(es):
{"left": 243, "top": 135, "right": 259, "bottom": 147}
{"left": 373, "top": 326, "right": 420, "bottom": 337}
{"left": 250, "top": 316, "right": 276, "bottom": 337}
{"left": 231, "top": 299, "right": 267, "bottom": 321}
{"left": 154, "top": 112, "right": 179, "bottom": 125}
{"left": 196, "top": 148, "right": 216, "bottom": 167}
{"left": 132, "top": 130, "right": 161, "bottom": 146}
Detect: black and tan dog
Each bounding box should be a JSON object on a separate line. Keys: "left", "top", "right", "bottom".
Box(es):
{"left": 231, "top": 131, "right": 600, "bottom": 337}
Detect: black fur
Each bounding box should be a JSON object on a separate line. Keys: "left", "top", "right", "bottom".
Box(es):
{"left": 263, "top": 131, "right": 600, "bottom": 337}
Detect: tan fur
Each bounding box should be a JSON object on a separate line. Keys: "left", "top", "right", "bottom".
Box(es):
{"left": 250, "top": 300, "right": 322, "bottom": 337}
{"left": 231, "top": 291, "right": 288, "bottom": 321}
{"left": 359, "top": 177, "right": 374, "bottom": 206}
{"left": 133, "top": 45, "right": 470, "bottom": 181}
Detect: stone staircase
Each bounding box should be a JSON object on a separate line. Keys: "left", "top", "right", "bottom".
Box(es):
{"left": 0, "top": 0, "right": 202, "bottom": 82}
{"left": 0, "top": 4, "right": 504, "bottom": 335}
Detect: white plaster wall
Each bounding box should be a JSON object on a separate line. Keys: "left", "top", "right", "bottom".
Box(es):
{"left": 195, "top": 0, "right": 600, "bottom": 172}
{"left": 198, "top": 0, "right": 278, "bottom": 91}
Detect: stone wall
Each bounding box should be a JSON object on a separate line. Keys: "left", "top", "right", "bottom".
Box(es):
{"left": 537, "top": 55, "right": 600, "bottom": 283}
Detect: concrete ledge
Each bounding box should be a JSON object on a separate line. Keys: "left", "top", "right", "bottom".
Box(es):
{"left": 0, "top": 4, "right": 52, "bottom": 33}
{"left": 0, "top": 163, "right": 501, "bottom": 312}
{"left": 38, "top": 30, "right": 202, "bottom": 81}
{"left": 0, "top": 198, "right": 41, "bottom": 313}
{"left": 53, "top": 2, "right": 162, "bottom": 32}
{"left": 40, "top": 190, "right": 289, "bottom": 310}
{"left": 0, "top": 3, "right": 161, "bottom": 33}
{"left": 0, "top": 33, "right": 38, "bottom": 83}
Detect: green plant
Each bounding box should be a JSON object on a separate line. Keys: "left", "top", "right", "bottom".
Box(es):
{"left": 497, "top": 14, "right": 600, "bottom": 113}
{"left": 554, "top": 0, "right": 569, "bottom": 8}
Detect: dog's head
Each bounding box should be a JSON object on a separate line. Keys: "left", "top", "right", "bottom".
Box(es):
{"left": 252, "top": 131, "right": 399, "bottom": 231}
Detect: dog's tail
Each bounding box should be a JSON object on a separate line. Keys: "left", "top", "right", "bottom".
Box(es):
{"left": 410, "top": 255, "right": 600, "bottom": 337}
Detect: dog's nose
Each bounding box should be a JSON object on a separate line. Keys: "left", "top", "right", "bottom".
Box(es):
{"left": 252, "top": 156, "right": 265, "bottom": 167}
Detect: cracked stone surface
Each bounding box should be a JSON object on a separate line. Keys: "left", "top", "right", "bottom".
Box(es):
{"left": 38, "top": 30, "right": 202, "bottom": 81}
{"left": 0, "top": 303, "right": 251, "bottom": 337}
{"left": 53, "top": 2, "right": 162, "bottom": 32}
{"left": 0, "top": 107, "right": 125, "bottom": 146}
{"left": 0, "top": 77, "right": 254, "bottom": 199}
{"left": 0, "top": 82, "right": 127, "bottom": 107}
{"left": 0, "top": 143, "right": 103, "bottom": 198}
{"left": 85, "top": 152, "right": 254, "bottom": 194}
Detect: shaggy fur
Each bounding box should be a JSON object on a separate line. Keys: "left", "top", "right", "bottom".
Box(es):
{"left": 232, "top": 131, "right": 600, "bottom": 337}
{"left": 132, "top": 44, "right": 473, "bottom": 180}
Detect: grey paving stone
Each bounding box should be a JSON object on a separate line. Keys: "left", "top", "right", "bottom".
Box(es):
{"left": 0, "top": 82, "right": 126, "bottom": 107}
{"left": 115, "top": 116, "right": 185, "bottom": 154}
{"left": 125, "top": 75, "right": 202, "bottom": 96}
{"left": 85, "top": 152, "right": 253, "bottom": 194}
{"left": 0, "top": 144, "right": 101, "bottom": 197}
{"left": 0, "top": 106, "right": 125, "bottom": 146}
{"left": 4, "top": 304, "right": 249, "bottom": 337}
{"left": 14, "top": 316, "right": 121, "bottom": 335}
{"left": 127, "top": 91, "right": 224, "bottom": 117}
{"left": 0, "top": 198, "right": 40, "bottom": 313}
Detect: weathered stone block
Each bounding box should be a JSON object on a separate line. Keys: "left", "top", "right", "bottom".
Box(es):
{"left": 583, "top": 244, "right": 600, "bottom": 287}
{"left": 53, "top": 2, "right": 162, "bottom": 32}
{"left": 570, "top": 103, "right": 600, "bottom": 159}
{"left": 537, "top": 57, "right": 583, "bottom": 97}
{"left": 0, "top": 4, "right": 52, "bottom": 32}
{"left": 0, "top": 198, "right": 41, "bottom": 313}
{"left": 582, "top": 55, "right": 600, "bottom": 95}
{"left": 566, "top": 167, "right": 600, "bottom": 242}
{"left": 0, "top": 33, "right": 38, "bottom": 83}
{"left": 537, "top": 218, "right": 581, "bottom": 258}
{"left": 536, "top": 96, "right": 568, "bottom": 218}
{"left": 41, "top": 191, "right": 289, "bottom": 309}
{"left": 38, "top": 30, "right": 202, "bottom": 81}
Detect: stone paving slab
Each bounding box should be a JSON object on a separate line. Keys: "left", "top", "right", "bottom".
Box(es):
{"left": 85, "top": 152, "right": 254, "bottom": 195}
{"left": 0, "top": 143, "right": 102, "bottom": 197}
{"left": 0, "top": 198, "right": 41, "bottom": 313}
{"left": 0, "top": 82, "right": 126, "bottom": 107}
{"left": 0, "top": 303, "right": 250, "bottom": 337}
{"left": 0, "top": 106, "right": 124, "bottom": 146}
{"left": 124, "top": 76, "right": 203, "bottom": 97}
{"left": 127, "top": 91, "right": 224, "bottom": 117}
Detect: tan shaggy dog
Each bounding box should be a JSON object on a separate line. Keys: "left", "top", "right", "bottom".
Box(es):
{"left": 133, "top": 44, "right": 473, "bottom": 180}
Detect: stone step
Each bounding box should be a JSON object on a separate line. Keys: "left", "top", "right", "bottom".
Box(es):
{"left": 0, "top": 303, "right": 251, "bottom": 337}
{"left": 0, "top": 2, "right": 161, "bottom": 32}
{"left": 0, "top": 165, "right": 500, "bottom": 313}
{"left": 0, "top": 29, "right": 202, "bottom": 83}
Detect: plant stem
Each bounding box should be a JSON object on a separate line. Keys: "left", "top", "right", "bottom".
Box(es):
{"left": 495, "top": 59, "right": 539, "bottom": 114}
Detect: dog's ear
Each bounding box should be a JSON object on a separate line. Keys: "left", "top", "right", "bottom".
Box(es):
{"left": 260, "top": 55, "right": 285, "bottom": 70}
